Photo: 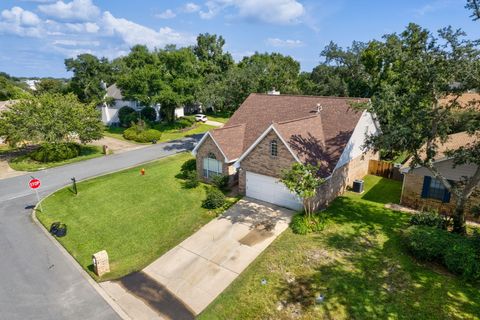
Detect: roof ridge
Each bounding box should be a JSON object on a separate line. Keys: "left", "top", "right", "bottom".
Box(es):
{"left": 250, "top": 93, "right": 370, "bottom": 100}
{"left": 274, "top": 114, "right": 320, "bottom": 125}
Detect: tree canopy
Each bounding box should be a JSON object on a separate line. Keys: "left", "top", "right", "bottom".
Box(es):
{"left": 0, "top": 93, "right": 103, "bottom": 147}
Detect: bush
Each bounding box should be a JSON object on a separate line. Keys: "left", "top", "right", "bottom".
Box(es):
{"left": 402, "top": 225, "right": 480, "bottom": 279}
{"left": 410, "top": 211, "right": 450, "bottom": 229}
{"left": 444, "top": 241, "right": 480, "bottom": 279}
{"left": 202, "top": 187, "right": 226, "bottom": 209}
{"left": 211, "top": 174, "right": 229, "bottom": 190}
{"left": 290, "top": 213, "right": 326, "bottom": 235}
{"left": 141, "top": 106, "right": 157, "bottom": 122}
{"left": 181, "top": 159, "right": 196, "bottom": 173}
{"left": 123, "top": 127, "right": 162, "bottom": 143}
{"left": 118, "top": 106, "right": 137, "bottom": 127}
{"left": 176, "top": 116, "right": 195, "bottom": 128}
{"left": 184, "top": 170, "right": 199, "bottom": 189}
{"left": 402, "top": 225, "right": 449, "bottom": 261}
{"left": 30, "top": 142, "right": 81, "bottom": 162}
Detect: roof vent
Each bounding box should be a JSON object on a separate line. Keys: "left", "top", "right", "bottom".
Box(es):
{"left": 316, "top": 103, "right": 323, "bottom": 114}
{"left": 267, "top": 87, "right": 280, "bottom": 95}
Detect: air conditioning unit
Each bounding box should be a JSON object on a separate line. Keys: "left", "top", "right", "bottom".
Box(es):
{"left": 352, "top": 179, "right": 364, "bottom": 193}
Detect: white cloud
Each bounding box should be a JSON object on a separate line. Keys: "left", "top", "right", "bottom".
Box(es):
{"left": 101, "top": 11, "right": 195, "bottom": 49}
{"left": 53, "top": 39, "right": 100, "bottom": 46}
{"left": 200, "top": 0, "right": 304, "bottom": 24}
{"left": 266, "top": 37, "right": 303, "bottom": 48}
{"left": 155, "top": 9, "right": 176, "bottom": 19}
{"left": 183, "top": 2, "right": 201, "bottom": 13}
{"left": 0, "top": 6, "right": 42, "bottom": 36}
{"left": 38, "top": 0, "right": 100, "bottom": 21}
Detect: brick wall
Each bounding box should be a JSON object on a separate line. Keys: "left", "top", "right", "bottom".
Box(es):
{"left": 238, "top": 130, "right": 297, "bottom": 194}
{"left": 401, "top": 172, "right": 480, "bottom": 221}
{"left": 195, "top": 135, "right": 236, "bottom": 185}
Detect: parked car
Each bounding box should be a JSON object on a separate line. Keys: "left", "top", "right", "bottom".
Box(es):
{"left": 195, "top": 114, "right": 208, "bottom": 122}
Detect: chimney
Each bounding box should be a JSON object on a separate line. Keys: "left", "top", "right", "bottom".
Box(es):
{"left": 267, "top": 87, "right": 280, "bottom": 95}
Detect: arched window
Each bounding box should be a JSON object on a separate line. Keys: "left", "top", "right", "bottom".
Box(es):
{"left": 207, "top": 152, "right": 216, "bottom": 159}
{"left": 270, "top": 140, "right": 278, "bottom": 157}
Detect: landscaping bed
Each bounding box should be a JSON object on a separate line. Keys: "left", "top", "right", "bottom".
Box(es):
{"left": 199, "top": 176, "right": 480, "bottom": 320}
{"left": 37, "top": 153, "right": 237, "bottom": 281}
{"left": 9, "top": 144, "right": 103, "bottom": 171}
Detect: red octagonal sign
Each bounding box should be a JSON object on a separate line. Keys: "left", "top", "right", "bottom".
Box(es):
{"left": 29, "top": 178, "right": 41, "bottom": 189}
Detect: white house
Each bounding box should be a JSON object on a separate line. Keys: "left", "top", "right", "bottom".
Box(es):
{"left": 99, "top": 84, "right": 185, "bottom": 125}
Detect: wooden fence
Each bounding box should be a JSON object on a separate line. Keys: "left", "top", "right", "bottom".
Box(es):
{"left": 368, "top": 160, "right": 403, "bottom": 181}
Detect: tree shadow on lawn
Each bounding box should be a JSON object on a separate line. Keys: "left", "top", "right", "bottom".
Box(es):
{"left": 277, "top": 197, "right": 480, "bottom": 319}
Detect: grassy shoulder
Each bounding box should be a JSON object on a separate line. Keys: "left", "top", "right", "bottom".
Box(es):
{"left": 199, "top": 176, "right": 480, "bottom": 320}
{"left": 9, "top": 145, "right": 104, "bottom": 171}
{"left": 37, "top": 153, "right": 237, "bottom": 281}
{"left": 205, "top": 112, "right": 231, "bottom": 124}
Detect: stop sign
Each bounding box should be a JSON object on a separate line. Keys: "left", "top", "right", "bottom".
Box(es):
{"left": 29, "top": 178, "right": 41, "bottom": 189}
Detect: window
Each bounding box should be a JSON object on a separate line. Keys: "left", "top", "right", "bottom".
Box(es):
{"left": 203, "top": 153, "right": 222, "bottom": 178}
{"left": 421, "top": 176, "right": 451, "bottom": 203}
{"left": 270, "top": 140, "right": 278, "bottom": 157}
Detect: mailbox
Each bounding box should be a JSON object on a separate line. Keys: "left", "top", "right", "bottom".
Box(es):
{"left": 92, "top": 250, "right": 110, "bottom": 277}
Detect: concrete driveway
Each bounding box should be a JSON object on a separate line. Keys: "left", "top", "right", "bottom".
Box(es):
{"left": 101, "top": 198, "right": 293, "bottom": 318}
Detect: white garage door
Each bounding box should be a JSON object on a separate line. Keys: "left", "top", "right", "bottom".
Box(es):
{"left": 246, "top": 171, "right": 303, "bottom": 211}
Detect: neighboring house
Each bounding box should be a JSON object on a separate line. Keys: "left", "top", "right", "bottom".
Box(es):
{"left": 99, "top": 84, "right": 184, "bottom": 125}
{"left": 193, "top": 93, "right": 379, "bottom": 210}
{"left": 400, "top": 131, "right": 480, "bottom": 220}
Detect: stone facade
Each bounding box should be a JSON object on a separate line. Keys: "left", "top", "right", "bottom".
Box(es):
{"left": 195, "top": 135, "right": 237, "bottom": 185}
{"left": 238, "top": 130, "right": 297, "bottom": 194}
{"left": 401, "top": 172, "right": 480, "bottom": 222}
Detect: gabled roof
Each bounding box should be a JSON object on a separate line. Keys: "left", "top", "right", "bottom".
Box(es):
{"left": 106, "top": 84, "right": 123, "bottom": 100}
{"left": 195, "top": 93, "right": 368, "bottom": 176}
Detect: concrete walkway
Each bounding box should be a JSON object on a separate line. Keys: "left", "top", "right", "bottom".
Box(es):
{"left": 101, "top": 198, "right": 294, "bottom": 319}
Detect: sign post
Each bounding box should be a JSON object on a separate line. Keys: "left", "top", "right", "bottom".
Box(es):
{"left": 29, "top": 177, "right": 42, "bottom": 212}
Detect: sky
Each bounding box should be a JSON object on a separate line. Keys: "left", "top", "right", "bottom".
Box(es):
{"left": 0, "top": 0, "right": 478, "bottom": 78}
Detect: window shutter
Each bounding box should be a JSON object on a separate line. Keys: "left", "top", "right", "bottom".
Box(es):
{"left": 421, "top": 176, "right": 431, "bottom": 198}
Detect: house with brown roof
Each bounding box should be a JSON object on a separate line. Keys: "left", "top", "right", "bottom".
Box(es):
{"left": 400, "top": 131, "right": 480, "bottom": 221}
{"left": 192, "top": 93, "right": 379, "bottom": 210}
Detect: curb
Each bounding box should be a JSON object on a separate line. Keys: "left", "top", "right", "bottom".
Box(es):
{"left": 29, "top": 150, "right": 194, "bottom": 320}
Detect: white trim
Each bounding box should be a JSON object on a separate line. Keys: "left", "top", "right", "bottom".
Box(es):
{"left": 234, "top": 125, "right": 301, "bottom": 167}
{"left": 192, "top": 131, "right": 229, "bottom": 163}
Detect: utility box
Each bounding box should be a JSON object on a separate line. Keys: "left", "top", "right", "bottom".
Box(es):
{"left": 92, "top": 250, "right": 110, "bottom": 277}
{"left": 352, "top": 179, "right": 364, "bottom": 193}
{"left": 102, "top": 145, "right": 109, "bottom": 155}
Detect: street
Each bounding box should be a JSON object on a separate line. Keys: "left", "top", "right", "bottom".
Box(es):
{"left": 0, "top": 136, "right": 199, "bottom": 320}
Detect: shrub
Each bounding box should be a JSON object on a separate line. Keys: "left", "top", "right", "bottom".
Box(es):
{"left": 184, "top": 170, "right": 199, "bottom": 189}
{"left": 290, "top": 213, "right": 326, "bottom": 235}
{"left": 176, "top": 116, "right": 195, "bottom": 128}
{"left": 401, "top": 225, "right": 450, "bottom": 261}
{"left": 402, "top": 225, "right": 480, "bottom": 279}
{"left": 181, "top": 159, "right": 196, "bottom": 173}
{"left": 444, "top": 240, "right": 480, "bottom": 279}
{"left": 211, "top": 174, "right": 229, "bottom": 190}
{"left": 123, "top": 127, "right": 162, "bottom": 143}
{"left": 202, "top": 187, "right": 226, "bottom": 209}
{"left": 118, "top": 106, "right": 137, "bottom": 127}
{"left": 30, "top": 142, "right": 81, "bottom": 162}
{"left": 410, "top": 211, "right": 450, "bottom": 229}
{"left": 141, "top": 106, "right": 157, "bottom": 122}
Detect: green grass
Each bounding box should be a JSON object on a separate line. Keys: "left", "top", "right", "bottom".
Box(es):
{"left": 205, "top": 111, "right": 231, "bottom": 124}
{"left": 9, "top": 145, "right": 104, "bottom": 171}
{"left": 104, "top": 123, "right": 215, "bottom": 144}
{"left": 37, "top": 153, "right": 236, "bottom": 281}
{"left": 199, "top": 176, "right": 480, "bottom": 320}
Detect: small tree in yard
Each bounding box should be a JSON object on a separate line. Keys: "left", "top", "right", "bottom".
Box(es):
{"left": 281, "top": 163, "right": 325, "bottom": 217}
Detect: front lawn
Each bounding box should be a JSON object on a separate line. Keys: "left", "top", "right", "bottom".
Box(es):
{"left": 37, "top": 153, "right": 235, "bottom": 281}
{"left": 9, "top": 145, "right": 104, "bottom": 171}
{"left": 200, "top": 176, "right": 480, "bottom": 320}
{"left": 206, "top": 111, "right": 231, "bottom": 124}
